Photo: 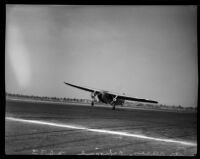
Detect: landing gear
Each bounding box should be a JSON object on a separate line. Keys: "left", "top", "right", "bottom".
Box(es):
{"left": 91, "top": 101, "right": 94, "bottom": 107}
{"left": 91, "top": 92, "right": 97, "bottom": 107}
{"left": 111, "top": 95, "right": 118, "bottom": 110}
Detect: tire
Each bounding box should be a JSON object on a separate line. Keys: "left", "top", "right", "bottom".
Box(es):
{"left": 112, "top": 105, "right": 115, "bottom": 110}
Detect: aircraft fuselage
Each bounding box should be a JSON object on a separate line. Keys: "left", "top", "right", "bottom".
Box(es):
{"left": 97, "top": 92, "right": 125, "bottom": 106}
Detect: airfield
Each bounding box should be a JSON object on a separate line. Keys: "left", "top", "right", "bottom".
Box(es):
{"left": 5, "top": 98, "right": 197, "bottom": 155}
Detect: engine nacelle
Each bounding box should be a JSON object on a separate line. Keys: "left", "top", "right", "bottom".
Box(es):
{"left": 91, "top": 92, "right": 95, "bottom": 98}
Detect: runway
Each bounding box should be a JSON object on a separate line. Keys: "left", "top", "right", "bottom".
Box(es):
{"left": 5, "top": 99, "right": 197, "bottom": 155}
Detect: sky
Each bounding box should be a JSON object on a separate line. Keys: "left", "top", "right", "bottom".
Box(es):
{"left": 5, "top": 5, "right": 198, "bottom": 107}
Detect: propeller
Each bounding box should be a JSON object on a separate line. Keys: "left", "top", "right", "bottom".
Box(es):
{"left": 111, "top": 95, "right": 118, "bottom": 105}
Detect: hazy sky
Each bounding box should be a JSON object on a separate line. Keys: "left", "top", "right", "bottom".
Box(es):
{"left": 6, "top": 5, "right": 197, "bottom": 107}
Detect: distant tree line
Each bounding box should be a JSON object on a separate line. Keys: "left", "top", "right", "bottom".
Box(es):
{"left": 125, "top": 101, "right": 197, "bottom": 111}
{"left": 5, "top": 92, "right": 92, "bottom": 104}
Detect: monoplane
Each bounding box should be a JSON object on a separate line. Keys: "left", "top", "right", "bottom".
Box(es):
{"left": 64, "top": 82, "right": 158, "bottom": 110}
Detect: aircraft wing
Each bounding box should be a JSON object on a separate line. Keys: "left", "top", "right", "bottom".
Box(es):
{"left": 117, "top": 95, "right": 158, "bottom": 104}
{"left": 64, "top": 82, "right": 100, "bottom": 93}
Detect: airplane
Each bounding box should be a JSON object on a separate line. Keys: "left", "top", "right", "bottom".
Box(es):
{"left": 64, "top": 82, "right": 158, "bottom": 110}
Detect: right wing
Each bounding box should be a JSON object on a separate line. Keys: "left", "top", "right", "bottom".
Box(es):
{"left": 117, "top": 94, "right": 158, "bottom": 104}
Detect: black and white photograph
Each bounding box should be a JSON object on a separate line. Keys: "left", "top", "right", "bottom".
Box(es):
{"left": 5, "top": 5, "right": 197, "bottom": 156}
